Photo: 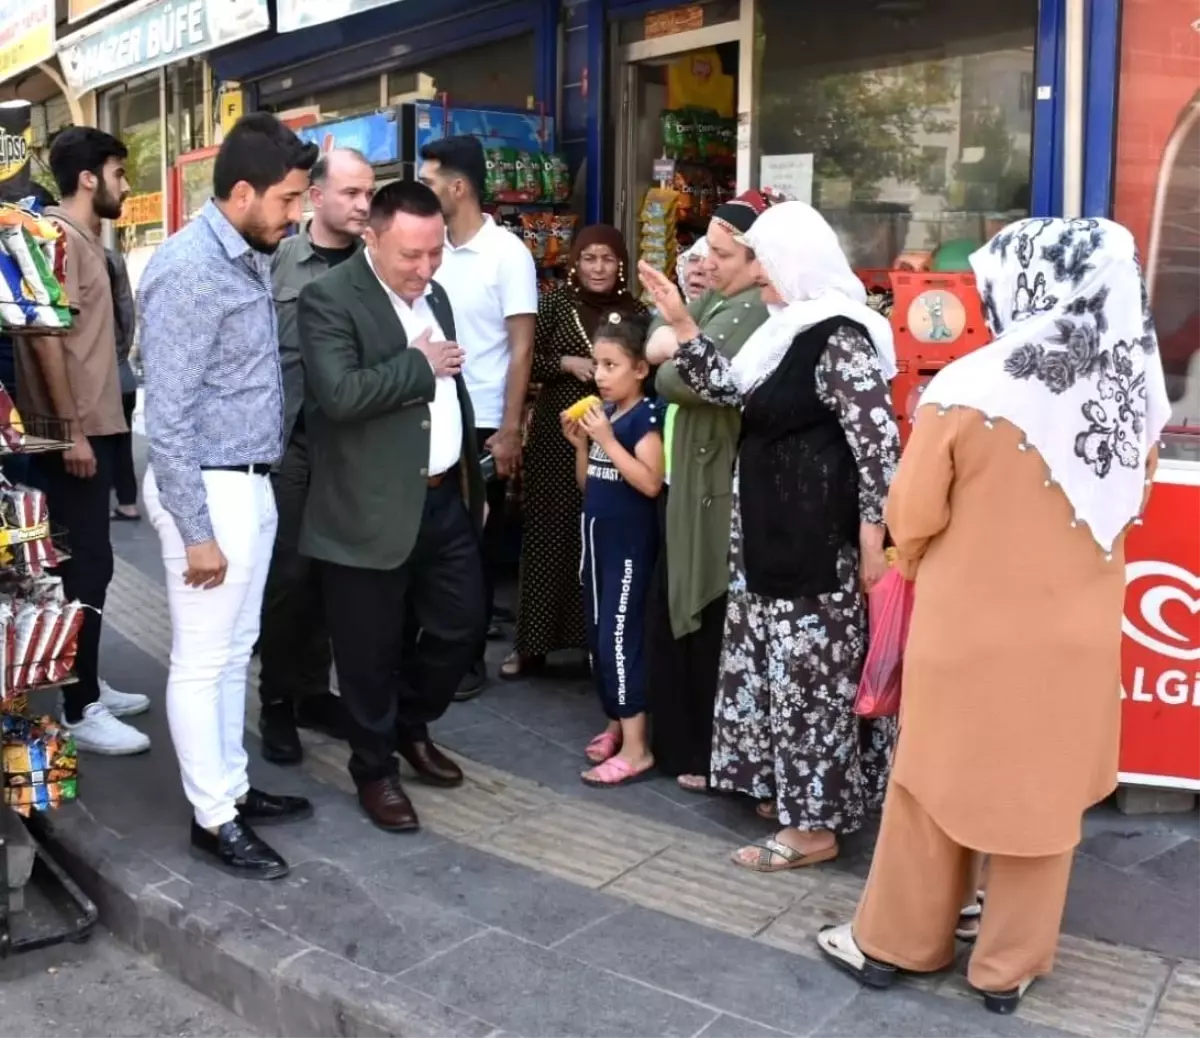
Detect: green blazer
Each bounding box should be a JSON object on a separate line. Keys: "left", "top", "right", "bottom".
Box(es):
{"left": 296, "top": 250, "right": 485, "bottom": 571}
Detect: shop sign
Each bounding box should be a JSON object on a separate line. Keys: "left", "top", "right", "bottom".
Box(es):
{"left": 0, "top": 0, "right": 55, "bottom": 84}
{"left": 115, "top": 191, "right": 164, "bottom": 227}
{"left": 645, "top": 5, "right": 704, "bottom": 40}
{"left": 218, "top": 85, "right": 244, "bottom": 135}
{"left": 277, "top": 0, "right": 407, "bottom": 35}
{"left": 58, "top": 0, "right": 270, "bottom": 96}
{"left": 296, "top": 111, "right": 401, "bottom": 166}
{"left": 68, "top": 0, "right": 125, "bottom": 24}
{"left": 1119, "top": 466, "right": 1200, "bottom": 791}
{"left": 0, "top": 101, "right": 31, "bottom": 199}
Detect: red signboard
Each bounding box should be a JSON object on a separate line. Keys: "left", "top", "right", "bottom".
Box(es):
{"left": 1118, "top": 465, "right": 1200, "bottom": 790}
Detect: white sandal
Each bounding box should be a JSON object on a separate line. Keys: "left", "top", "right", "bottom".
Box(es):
{"left": 816, "top": 923, "right": 898, "bottom": 989}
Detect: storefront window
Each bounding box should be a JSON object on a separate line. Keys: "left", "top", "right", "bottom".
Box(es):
{"left": 167, "top": 59, "right": 207, "bottom": 166}
{"left": 103, "top": 72, "right": 165, "bottom": 253}
{"left": 387, "top": 34, "right": 536, "bottom": 110}
{"left": 1113, "top": 0, "right": 1200, "bottom": 461}
{"left": 754, "top": 0, "right": 1037, "bottom": 268}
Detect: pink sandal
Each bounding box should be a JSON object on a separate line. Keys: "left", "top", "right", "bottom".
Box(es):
{"left": 584, "top": 730, "right": 622, "bottom": 764}
{"left": 581, "top": 756, "right": 654, "bottom": 787}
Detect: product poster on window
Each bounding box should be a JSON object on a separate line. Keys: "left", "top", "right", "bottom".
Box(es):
{"left": 1112, "top": 1, "right": 1200, "bottom": 790}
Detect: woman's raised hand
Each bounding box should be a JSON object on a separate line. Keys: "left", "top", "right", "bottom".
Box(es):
{"left": 637, "top": 261, "right": 690, "bottom": 327}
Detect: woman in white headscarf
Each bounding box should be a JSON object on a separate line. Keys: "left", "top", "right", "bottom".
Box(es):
{"left": 640, "top": 201, "right": 901, "bottom": 871}
{"left": 817, "top": 218, "right": 1169, "bottom": 1015}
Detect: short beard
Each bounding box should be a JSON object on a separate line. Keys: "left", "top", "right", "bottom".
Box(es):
{"left": 93, "top": 182, "right": 123, "bottom": 221}
{"left": 241, "top": 214, "right": 282, "bottom": 255}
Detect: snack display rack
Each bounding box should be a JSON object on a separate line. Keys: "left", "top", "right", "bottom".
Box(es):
{"left": 0, "top": 201, "right": 98, "bottom": 957}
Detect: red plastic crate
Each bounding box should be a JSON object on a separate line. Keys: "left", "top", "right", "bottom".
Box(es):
{"left": 891, "top": 271, "right": 991, "bottom": 367}
{"left": 890, "top": 366, "right": 946, "bottom": 449}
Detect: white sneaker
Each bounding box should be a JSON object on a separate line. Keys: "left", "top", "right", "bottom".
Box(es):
{"left": 98, "top": 678, "right": 150, "bottom": 718}
{"left": 63, "top": 702, "right": 151, "bottom": 755}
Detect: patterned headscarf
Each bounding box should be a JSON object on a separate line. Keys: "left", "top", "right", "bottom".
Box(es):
{"left": 921, "top": 218, "right": 1170, "bottom": 553}
{"left": 568, "top": 223, "right": 640, "bottom": 334}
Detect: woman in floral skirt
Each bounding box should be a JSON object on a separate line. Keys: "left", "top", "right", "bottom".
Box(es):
{"left": 639, "top": 201, "right": 901, "bottom": 871}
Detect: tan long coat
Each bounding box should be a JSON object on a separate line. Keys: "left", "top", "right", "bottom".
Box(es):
{"left": 886, "top": 405, "right": 1154, "bottom": 857}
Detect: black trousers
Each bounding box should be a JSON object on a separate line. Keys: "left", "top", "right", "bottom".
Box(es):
{"left": 37, "top": 436, "right": 117, "bottom": 721}
{"left": 112, "top": 391, "right": 138, "bottom": 508}
{"left": 321, "top": 479, "right": 486, "bottom": 785}
{"left": 259, "top": 428, "right": 331, "bottom": 705}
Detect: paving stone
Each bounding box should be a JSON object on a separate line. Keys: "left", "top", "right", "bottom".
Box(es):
{"left": 816, "top": 987, "right": 1073, "bottom": 1037}
{"left": 606, "top": 842, "right": 802, "bottom": 937}
{"left": 1133, "top": 837, "right": 1200, "bottom": 889}
{"left": 1115, "top": 787, "right": 1198, "bottom": 816}
{"left": 277, "top": 948, "right": 496, "bottom": 1038}
{"left": 483, "top": 799, "right": 676, "bottom": 887}
{"left": 398, "top": 929, "right": 717, "bottom": 1037}
{"left": 940, "top": 933, "right": 1172, "bottom": 1038}
{"left": 1078, "top": 829, "right": 1189, "bottom": 870}
{"left": 377, "top": 840, "right": 622, "bottom": 946}
{"left": 757, "top": 872, "right": 865, "bottom": 960}
{"left": 557, "top": 907, "right": 858, "bottom": 1033}
{"left": 697, "top": 1013, "right": 791, "bottom": 1038}
{"left": 1149, "top": 961, "right": 1200, "bottom": 1038}
{"left": 1063, "top": 853, "right": 1200, "bottom": 961}
{"left": 212, "top": 858, "right": 486, "bottom": 975}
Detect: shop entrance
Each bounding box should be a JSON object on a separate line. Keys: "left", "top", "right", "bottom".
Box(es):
{"left": 612, "top": 17, "right": 745, "bottom": 296}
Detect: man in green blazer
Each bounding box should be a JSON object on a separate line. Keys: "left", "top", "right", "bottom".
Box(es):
{"left": 297, "top": 180, "right": 486, "bottom": 833}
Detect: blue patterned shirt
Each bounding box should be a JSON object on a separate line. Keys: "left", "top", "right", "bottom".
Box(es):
{"left": 138, "top": 201, "right": 284, "bottom": 546}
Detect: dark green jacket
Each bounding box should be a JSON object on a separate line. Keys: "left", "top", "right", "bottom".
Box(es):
{"left": 297, "top": 250, "right": 485, "bottom": 570}
{"left": 652, "top": 286, "right": 768, "bottom": 637}
{"left": 272, "top": 227, "right": 363, "bottom": 446}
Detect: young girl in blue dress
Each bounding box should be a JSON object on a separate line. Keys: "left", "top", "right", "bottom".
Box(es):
{"left": 561, "top": 312, "right": 664, "bottom": 787}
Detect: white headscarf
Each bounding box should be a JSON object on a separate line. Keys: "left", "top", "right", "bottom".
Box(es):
{"left": 728, "top": 202, "right": 898, "bottom": 394}
{"left": 921, "top": 218, "right": 1170, "bottom": 553}
{"left": 676, "top": 237, "right": 710, "bottom": 297}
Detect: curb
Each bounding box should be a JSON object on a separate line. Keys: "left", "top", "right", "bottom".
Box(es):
{"left": 34, "top": 804, "right": 494, "bottom": 1038}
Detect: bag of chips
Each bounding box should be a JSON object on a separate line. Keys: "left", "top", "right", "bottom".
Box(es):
{"left": 2, "top": 714, "right": 78, "bottom": 816}
{"left": 513, "top": 152, "right": 542, "bottom": 204}
{"left": 539, "top": 153, "right": 572, "bottom": 204}
{"left": 484, "top": 148, "right": 515, "bottom": 203}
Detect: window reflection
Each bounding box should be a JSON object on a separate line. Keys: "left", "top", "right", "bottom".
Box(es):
{"left": 755, "top": 0, "right": 1037, "bottom": 268}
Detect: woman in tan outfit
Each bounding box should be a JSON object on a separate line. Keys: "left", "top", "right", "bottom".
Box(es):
{"left": 819, "top": 218, "right": 1170, "bottom": 1015}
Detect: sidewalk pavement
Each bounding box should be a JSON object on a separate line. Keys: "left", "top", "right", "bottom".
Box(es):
{"left": 25, "top": 505, "right": 1200, "bottom": 1038}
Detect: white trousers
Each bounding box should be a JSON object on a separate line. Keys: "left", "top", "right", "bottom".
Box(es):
{"left": 144, "top": 467, "right": 277, "bottom": 829}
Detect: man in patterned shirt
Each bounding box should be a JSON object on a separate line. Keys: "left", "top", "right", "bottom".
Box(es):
{"left": 138, "top": 114, "right": 319, "bottom": 881}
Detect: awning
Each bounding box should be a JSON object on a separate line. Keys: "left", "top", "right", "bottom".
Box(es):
{"left": 57, "top": 0, "right": 270, "bottom": 96}
{"left": 276, "top": 0, "right": 410, "bottom": 35}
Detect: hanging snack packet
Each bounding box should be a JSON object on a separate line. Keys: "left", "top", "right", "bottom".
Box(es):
{"left": 640, "top": 186, "right": 680, "bottom": 223}
{"left": 27, "top": 601, "right": 61, "bottom": 688}
{"left": 545, "top": 213, "right": 577, "bottom": 268}
{"left": 0, "top": 252, "right": 36, "bottom": 328}
{"left": 513, "top": 152, "right": 542, "bottom": 204}
{"left": 10, "top": 600, "right": 40, "bottom": 694}
{"left": 484, "top": 148, "right": 512, "bottom": 202}
{"left": 520, "top": 212, "right": 547, "bottom": 263}
{"left": 0, "top": 225, "right": 64, "bottom": 308}
{"left": 55, "top": 601, "right": 88, "bottom": 681}
{"left": 2, "top": 714, "right": 78, "bottom": 816}
{"left": 0, "top": 599, "right": 11, "bottom": 704}
{"left": 540, "top": 153, "right": 572, "bottom": 203}
{"left": 661, "top": 111, "right": 686, "bottom": 161}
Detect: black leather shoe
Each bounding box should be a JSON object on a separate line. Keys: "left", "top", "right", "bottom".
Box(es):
{"left": 190, "top": 819, "right": 289, "bottom": 880}
{"left": 296, "top": 692, "right": 348, "bottom": 741}
{"left": 260, "top": 702, "right": 302, "bottom": 765}
{"left": 358, "top": 776, "right": 420, "bottom": 832}
{"left": 453, "top": 660, "right": 486, "bottom": 702}
{"left": 398, "top": 739, "right": 464, "bottom": 788}
{"left": 237, "top": 787, "right": 313, "bottom": 826}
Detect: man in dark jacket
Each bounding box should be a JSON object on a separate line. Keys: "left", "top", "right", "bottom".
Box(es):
{"left": 297, "top": 180, "right": 485, "bottom": 832}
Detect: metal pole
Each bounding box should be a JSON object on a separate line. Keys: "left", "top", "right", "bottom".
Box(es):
{"left": 1061, "top": 0, "right": 1085, "bottom": 217}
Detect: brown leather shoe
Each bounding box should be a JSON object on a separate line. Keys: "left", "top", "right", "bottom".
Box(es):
{"left": 357, "top": 776, "right": 420, "bottom": 832}
{"left": 398, "top": 740, "right": 464, "bottom": 788}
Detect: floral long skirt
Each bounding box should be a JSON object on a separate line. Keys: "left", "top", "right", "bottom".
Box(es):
{"left": 710, "top": 486, "right": 895, "bottom": 834}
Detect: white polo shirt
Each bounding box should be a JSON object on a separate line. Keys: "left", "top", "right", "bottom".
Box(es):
{"left": 365, "top": 251, "right": 462, "bottom": 477}
{"left": 434, "top": 214, "right": 538, "bottom": 430}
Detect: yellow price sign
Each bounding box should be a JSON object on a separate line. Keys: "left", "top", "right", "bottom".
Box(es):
{"left": 220, "top": 89, "right": 244, "bottom": 136}
{"left": 115, "top": 192, "right": 163, "bottom": 228}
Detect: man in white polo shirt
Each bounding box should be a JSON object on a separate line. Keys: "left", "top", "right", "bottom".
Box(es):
{"left": 419, "top": 136, "right": 537, "bottom": 700}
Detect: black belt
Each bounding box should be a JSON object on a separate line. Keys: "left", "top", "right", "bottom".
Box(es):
{"left": 200, "top": 463, "right": 273, "bottom": 475}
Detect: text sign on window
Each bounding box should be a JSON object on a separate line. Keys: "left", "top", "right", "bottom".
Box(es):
{"left": 645, "top": 5, "right": 705, "bottom": 40}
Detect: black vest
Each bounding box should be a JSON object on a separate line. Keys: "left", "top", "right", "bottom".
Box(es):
{"left": 738, "top": 317, "right": 862, "bottom": 599}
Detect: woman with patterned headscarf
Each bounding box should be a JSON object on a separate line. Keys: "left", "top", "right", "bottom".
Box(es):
{"left": 640, "top": 200, "right": 900, "bottom": 866}
{"left": 644, "top": 191, "right": 773, "bottom": 791}
{"left": 503, "top": 225, "right": 647, "bottom": 679}
{"left": 817, "top": 219, "right": 1169, "bottom": 1015}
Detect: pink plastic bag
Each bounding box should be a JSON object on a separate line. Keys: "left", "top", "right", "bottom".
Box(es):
{"left": 854, "top": 568, "right": 915, "bottom": 718}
